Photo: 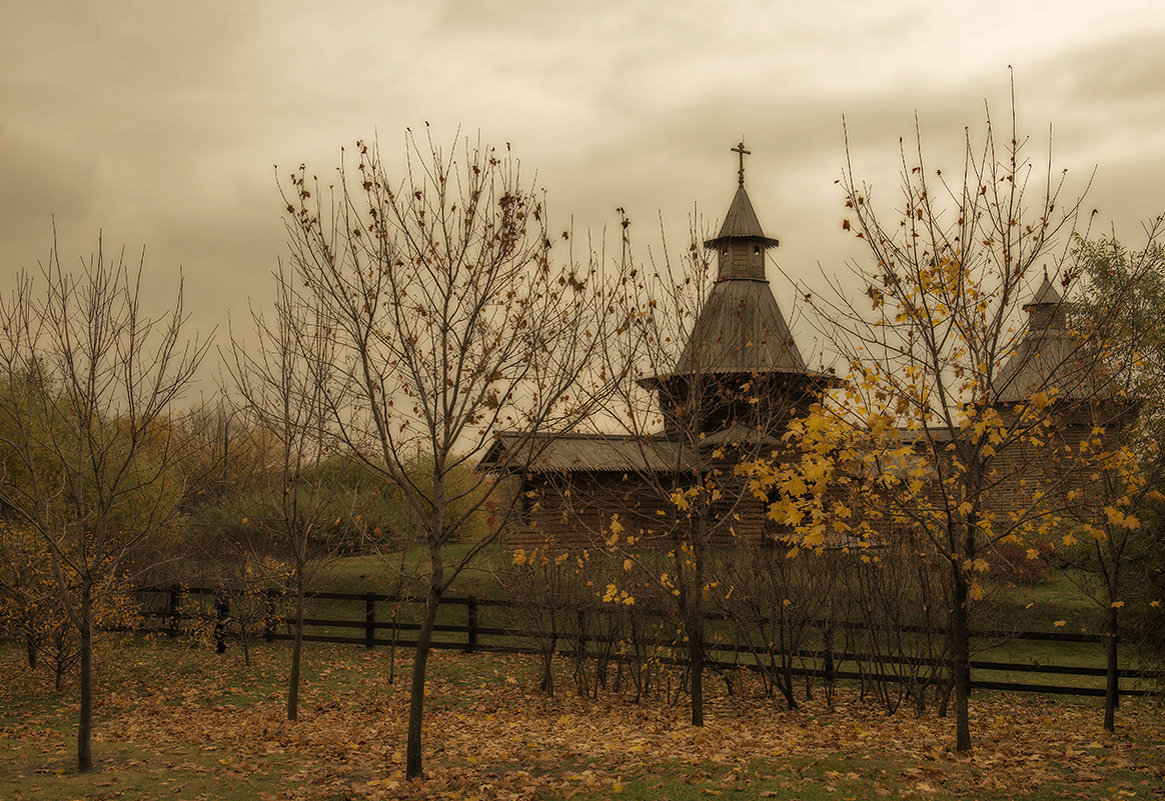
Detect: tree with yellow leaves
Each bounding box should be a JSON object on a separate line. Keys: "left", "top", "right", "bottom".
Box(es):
{"left": 0, "top": 520, "right": 74, "bottom": 680}
{"left": 0, "top": 520, "right": 139, "bottom": 688}
{"left": 1057, "top": 224, "right": 1165, "bottom": 730}
{"left": 759, "top": 95, "right": 1137, "bottom": 751}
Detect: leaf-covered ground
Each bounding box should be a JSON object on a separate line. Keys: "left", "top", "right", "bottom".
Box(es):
{"left": 1, "top": 637, "right": 1162, "bottom": 800}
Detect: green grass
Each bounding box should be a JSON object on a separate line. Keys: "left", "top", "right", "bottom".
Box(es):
{"left": 984, "top": 569, "right": 1102, "bottom": 632}
{"left": 312, "top": 543, "right": 513, "bottom": 598}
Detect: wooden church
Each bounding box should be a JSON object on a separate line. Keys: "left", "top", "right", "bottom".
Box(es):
{"left": 487, "top": 145, "right": 1133, "bottom": 550}
{"left": 491, "top": 144, "right": 835, "bottom": 549}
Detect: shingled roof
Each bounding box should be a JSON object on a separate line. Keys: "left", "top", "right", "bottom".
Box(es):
{"left": 996, "top": 272, "right": 1109, "bottom": 403}
{"left": 676, "top": 168, "right": 811, "bottom": 377}
{"left": 483, "top": 432, "right": 688, "bottom": 473}
{"left": 487, "top": 147, "right": 827, "bottom": 478}
{"left": 704, "top": 184, "right": 780, "bottom": 248}
{"left": 673, "top": 275, "right": 808, "bottom": 375}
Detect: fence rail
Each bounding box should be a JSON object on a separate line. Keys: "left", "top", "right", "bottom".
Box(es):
{"left": 132, "top": 585, "right": 1158, "bottom": 699}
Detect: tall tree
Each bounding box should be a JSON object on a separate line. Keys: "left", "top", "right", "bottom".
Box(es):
{"left": 228, "top": 265, "right": 342, "bottom": 721}
{"left": 587, "top": 198, "right": 829, "bottom": 725}
{"left": 1061, "top": 222, "right": 1165, "bottom": 730}
{"left": 0, "top": 235, "right": 208, "bottom": 771}
{"left": 278, "top": 130, "right": 618, "bottom": 777}
{"left": 769, "top": 98, "right": 1129, "bottom": 751}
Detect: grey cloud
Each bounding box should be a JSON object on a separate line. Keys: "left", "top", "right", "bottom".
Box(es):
{"left": 4, "top": 0, "right": 1165, "bottom": 364}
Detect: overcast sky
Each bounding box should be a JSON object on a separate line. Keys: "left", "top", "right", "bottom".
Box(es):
{"left": 3, "top": 0, "right": 1164, "bottom": 374}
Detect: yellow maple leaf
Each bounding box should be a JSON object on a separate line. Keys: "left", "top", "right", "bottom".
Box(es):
{"left": 968, "top": 578, "right": 984, "bottom": 601}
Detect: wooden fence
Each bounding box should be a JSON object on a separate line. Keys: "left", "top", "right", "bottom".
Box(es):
{"left": 134, "top": 585, "right": 1158, "bottom": 699}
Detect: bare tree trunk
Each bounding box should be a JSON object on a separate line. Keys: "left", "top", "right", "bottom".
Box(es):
{"left": 687, "top": 606, "right": 705, "bottom": 727}
{"left": 25, "top": 628, "right": 37, "bottom": 671}
{"left": 388, "top": 610, "right": 398, "bottom": 685}
{"left": 287, "top": 571, "right": 306, "bottom": 721}
{"left": 950, "top": 559, "right": 971, "bottom": 752}
{"left": 1104, "top": 602, "right": 1120, "bottom": 732}
{"left": 540, "top": 616, "right": 557, "bottom": 697}
{"left": 673, "top": 542, "right": 700, "bottom": 725}
{"left": 540, "top": 648, "right": 556, "bottom": 696}
{"left": 405, "top": 579, "right": 441, "bottom": 779}
{"left": 686, "top": 546, "right": 706, "bottom": 727}
{"left": 77, "top": 580, "right": 93, "bottom": 772}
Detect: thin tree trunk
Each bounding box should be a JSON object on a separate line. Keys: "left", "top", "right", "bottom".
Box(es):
{"left": 1104, "top": 603, "right": 1119, "bottom": 732}
{"left": 540, "top": 609, "right": 557, "bottom": 696}
{"left": 673, "top": 542, "right": 694, "bottom": 723}
{"left": 781, "top": 657, "right": 798, "bottom": 710}
{"left": 950, "top": 560, "right": 971, "bottom": 752}
{"left": 287, "top": 571, "right": 306, "bottom": 721}
{"left": 388, "top": 609, "right": 399, "bottom": 685}
{"left": 25, "top": 627, "right": 38, "bottom": 670}
{"left": 688, "top": 613, "right": 704, "bottom": 726}
{"left": 405, "top": 580, "right": 441, "bottom": 779}
{"left": 540, "top": 642, "right": 556, "bottom": 697}
{"left": 686, "top": 543, "right": 706, "bottom": 727}
{"left": 77, "top": 580, "right": 93, "bottom": 772}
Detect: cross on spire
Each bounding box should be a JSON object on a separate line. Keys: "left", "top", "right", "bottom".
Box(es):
{"left": 731, "top": 141, "right": 751, "bottom": 186}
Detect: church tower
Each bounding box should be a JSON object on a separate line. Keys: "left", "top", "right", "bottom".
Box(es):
{"left": 646, "top": 143, "right": 829, "bottom": 435}
{"left": 997, "top": 271, "right": 1093, "bottom": 405}
{"left": 996, "top": 270, "right": 1134, "bottom": 430}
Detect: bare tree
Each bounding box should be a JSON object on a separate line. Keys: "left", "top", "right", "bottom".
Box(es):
{"left": 0, "top": 234, "right": 209, "bottom": 771}
{"left": 525, "top": 152, "right": 833, "bottom": 725}
{"left": 278, "top": 130, "right": 618, "bottom": 778}
{"left": 228, "top": 264, "right": 343, "bottom": 720}
{"left": 603, "top": 225, "right": 817, "bottom": 726}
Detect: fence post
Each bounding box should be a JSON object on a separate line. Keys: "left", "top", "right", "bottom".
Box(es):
{"left": 167, "top": 584, "right": 182, "bottom": 637}
{"left": 465, "top": 596, "right": 479, "bottom": 652}
{"left": 365, "top": 592, "right": 376, "bottom": 649}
